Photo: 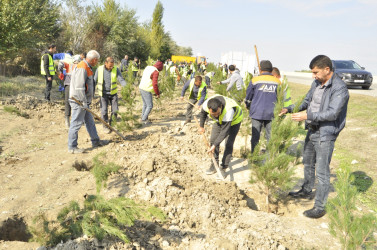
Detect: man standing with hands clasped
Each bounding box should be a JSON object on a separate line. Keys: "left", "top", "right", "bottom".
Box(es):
{"left": 283, "top": 55, "right": 349, "bottom": 219}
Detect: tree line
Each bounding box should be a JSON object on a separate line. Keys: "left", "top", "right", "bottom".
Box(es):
{"left": 0, "top": 0, "right": 192, "bottom": 76}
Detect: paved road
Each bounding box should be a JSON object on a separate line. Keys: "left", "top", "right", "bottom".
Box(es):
{"left": 283, "top": 72, "right": 377, "bottom": 97}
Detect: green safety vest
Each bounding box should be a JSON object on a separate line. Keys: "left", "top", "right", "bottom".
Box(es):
{"left": 205, "top": 72, "right": 213, "bottom": 79}
{"left": 40, "top": 54, "right": 55, "bottom": 76}
{"left": 204, "top": 95, "right": 243, "bottom": 126}
{"left": 281, "top": 76, "right": 292, "bottom": 108}
{"left": 188, "top": 79, "right": 208, "bottom": 101}
{"left": 131, "top": 62, "right": 139, "bottom": 72}
{"left": 97, "top": 65, "right": 118, "bottom": 96}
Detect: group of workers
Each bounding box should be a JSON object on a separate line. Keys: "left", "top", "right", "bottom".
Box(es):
{"left": 41, "top": 46, "right": 349, "bottom": 220}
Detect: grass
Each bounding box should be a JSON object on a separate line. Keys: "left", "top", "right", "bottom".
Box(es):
{"left": 289, "top": 82, "right": 377, "bottom": 213}
{"left": 0, "top": 75, "right": 45, "bottom": 97}
{"left": 3, "top": 106, "right": 29, "bottom": 118}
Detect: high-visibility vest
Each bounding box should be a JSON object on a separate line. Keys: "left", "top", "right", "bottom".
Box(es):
{"left": 41, "top": 54, "right": 55, "bottom": 76}
{"left": 170, "top": 66, "right": 177, "bottom": 77}
{"left": 188, "top": 79, "right": 208, "bottom": 101}
{"left": 139, "top": 66, "right": 158, "bottom": 92}
{"left": 204, "top": 95, "right": 243, "bottom": 126}
{"left": 205, "top": 72, "right": 213, "bottom": 80}
{"left": 131, "top": 62, "right": 139, "bottom": 72}
{"left": 97, "top": 65, "right": 118, "bottom": 96}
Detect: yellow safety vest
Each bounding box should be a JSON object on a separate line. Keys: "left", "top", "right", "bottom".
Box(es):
{"left": 40, "top": 54, "right": 55, "bottom": 76}
{"left": 204, "top": 95, "right": 243, "bottom": 126}
{"left": 188, "top": 79, "right": 208, "bottom": 101}
{"left": 139, "top": 66, "right": 158, "bottom": 92}
{"left": 97, "top": 65, "right": 118, "bottom": 96}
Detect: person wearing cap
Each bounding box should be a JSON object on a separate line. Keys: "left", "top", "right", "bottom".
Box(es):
{"left": 58, "top": 54, "right": 82, "bottom": 127}
{"left": 94, "top": 57, "right": 127, "bottom": 133}
{"left": 139, "top": 61, "right": 164, "bottom": 124}
{"left": 244, "top": 60, "right": 291, "bottom": 153}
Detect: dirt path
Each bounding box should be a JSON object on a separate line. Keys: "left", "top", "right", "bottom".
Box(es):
{"left": 0, "top": 92, "right": 340, "bottom": 249}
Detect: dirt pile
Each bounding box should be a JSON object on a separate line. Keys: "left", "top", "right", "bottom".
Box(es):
{"left": 0, "top": 93, "right": 339, "bottom": 249}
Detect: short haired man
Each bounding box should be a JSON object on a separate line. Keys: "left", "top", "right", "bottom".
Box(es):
{"left": 217, "top": 64, "right": 245, "bottom": 102}
{"left": 287, "top": 55, "right": 349, "bottom": 219}
{"left": 120, "top": 55, "right": 129, "bottom": 72}
{"left": 41, "top": 44, "right": 57, "bottom": 101}
{"left": 94, "top": 57, "right": 127, "bottom": 133}
{"left": 180, "top": 75, "right": 208, "bottom": 123}
{"left": 199, "top": 95, "right": 243, "bottom": 174}
{"left": 139, "top": 61, "right": 164, "bottom": 124}
{"left": 68, "top": 50, "right": 109, "bottom": 153}
{"left": 245, "top": 60, "right": 290, "bottom": 153}
{"left": 58, "top": 54, "right": 82, "bottom": 128}
{"left": 131, "top": 57, "right": 139, "bottom": 78}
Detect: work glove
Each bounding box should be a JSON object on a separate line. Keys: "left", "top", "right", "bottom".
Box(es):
{"left": 59, "top": 73, "right": 64, "bottom": 81}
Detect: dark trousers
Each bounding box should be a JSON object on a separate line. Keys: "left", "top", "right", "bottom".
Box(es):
{"left": 100, "top": 94, "right": 118, "bottom": 124}
{"left": 210, "top": 122, "right": 241, "bottom": 168}
{"left": 64, "top": 85, "right": 71, "bottom": 117}
{"left": 186, "top": 99, "right": 197, "bottom": 121}
{"left": 251, "top": 119, "right": 271, "bottom": 153}
{"left": 205, "top": 76, "right": 211, "bottom": 88}
{"left": 302, "top": 131, "right": 335, "bottom": 209}
{"left": 44, "top": 75, "right": 53, "bottom": 100}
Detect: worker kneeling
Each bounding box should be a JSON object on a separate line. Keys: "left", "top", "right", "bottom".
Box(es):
{"left": 199, "top": 95, "right": 243, "bottom": 174}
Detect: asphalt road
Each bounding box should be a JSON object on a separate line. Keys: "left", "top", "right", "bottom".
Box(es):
{"left": 284, "top": 73, "right": 377, "bottom": 97}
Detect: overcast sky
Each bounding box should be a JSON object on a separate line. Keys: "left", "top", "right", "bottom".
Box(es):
{"left": 101, "top": 0, "right": 377, "bottom": 75}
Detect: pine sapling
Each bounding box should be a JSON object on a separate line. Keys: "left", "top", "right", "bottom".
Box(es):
{"left": 327, "top": 162, "right": 376, "bottom": 249}
{"left": 249, "top": 80, "right": 300, "bottom": 212}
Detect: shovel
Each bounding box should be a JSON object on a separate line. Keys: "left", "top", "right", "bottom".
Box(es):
{"left": 193, "top": 116, "right": 226, "bottom": 180}
{"left": 71, "top": 97, "right": 127, "bottom": 141}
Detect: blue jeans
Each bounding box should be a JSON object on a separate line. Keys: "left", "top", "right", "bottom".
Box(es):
{"left": 140, "top": 89, "right": 153, "bottom": 121}
{"left": 68, "top": 101, "right": 99, "bottom": 149}
{"left": 302, "top": 131, "right": 335, "bottom": 209}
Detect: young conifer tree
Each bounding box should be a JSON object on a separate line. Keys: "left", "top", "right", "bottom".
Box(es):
{"left": 249, "top": 79, "right": 301, "bottom": 212}
{"left": 114, "top": 69, "right": 141, "bottom": 131}
{"left": 327, "top": 162, "right": 376, "bottom": 249}
{"left": 31, "top": 152, "right": 166, "bottom": 246}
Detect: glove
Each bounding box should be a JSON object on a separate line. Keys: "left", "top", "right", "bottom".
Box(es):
{"left": 59, "top": 73, "right": 64, "bottom": 80}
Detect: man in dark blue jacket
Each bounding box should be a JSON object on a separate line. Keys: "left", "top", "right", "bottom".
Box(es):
{"left": 287, "top": 55, "right": 349, "bottom": 219}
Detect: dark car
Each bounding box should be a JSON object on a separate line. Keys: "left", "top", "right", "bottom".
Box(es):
{"left": 332, "top": 60, "right": 373, "bottom": 89}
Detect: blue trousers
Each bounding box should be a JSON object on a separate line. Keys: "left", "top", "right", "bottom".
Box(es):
{"left": 140, "top": 89, "right": 153, "bottom": 121}
{"left": 302, "top": 131, "right": 335, "bottom": 209}
{"left": 68, "top": 101, "right": 99, "bottom": 149}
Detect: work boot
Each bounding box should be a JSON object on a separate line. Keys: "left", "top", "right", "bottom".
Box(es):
{"left": 288, "top": 188, "right": 313, "bottom": 200}
{"left": 65, "top": 116, "right": 70, "bottom": 128}
{"left": 205, "top": 164, "right": 216, "bottom": 175}
{"left": 303, "top": 207, "right": 326, "bottom": 219}
{"left": 68, "top": 147, "right": 85, "bottom": 154}
{"left": 142, "top": 119, "right": 152, "bottom": 125}
{"left": 92, "top": 140, "right": 110, "bottom": 148}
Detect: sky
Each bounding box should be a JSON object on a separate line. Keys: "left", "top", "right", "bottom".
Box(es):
{"left": 96, "top": 0, "right": 377, "bottom": 75}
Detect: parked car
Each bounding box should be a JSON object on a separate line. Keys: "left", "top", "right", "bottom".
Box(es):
{"left": 332, "top": 60, "right": 373, "bottom": 89}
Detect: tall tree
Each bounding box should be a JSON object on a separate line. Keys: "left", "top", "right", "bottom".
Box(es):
{"left": 59, "top": 0, "right": 90, "bottom": 53}
{"left": 150, "top": 0, "right": 164, "bottom": 60}
{"left": 0, "top": 0, "right": 60, "bottom": 74}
